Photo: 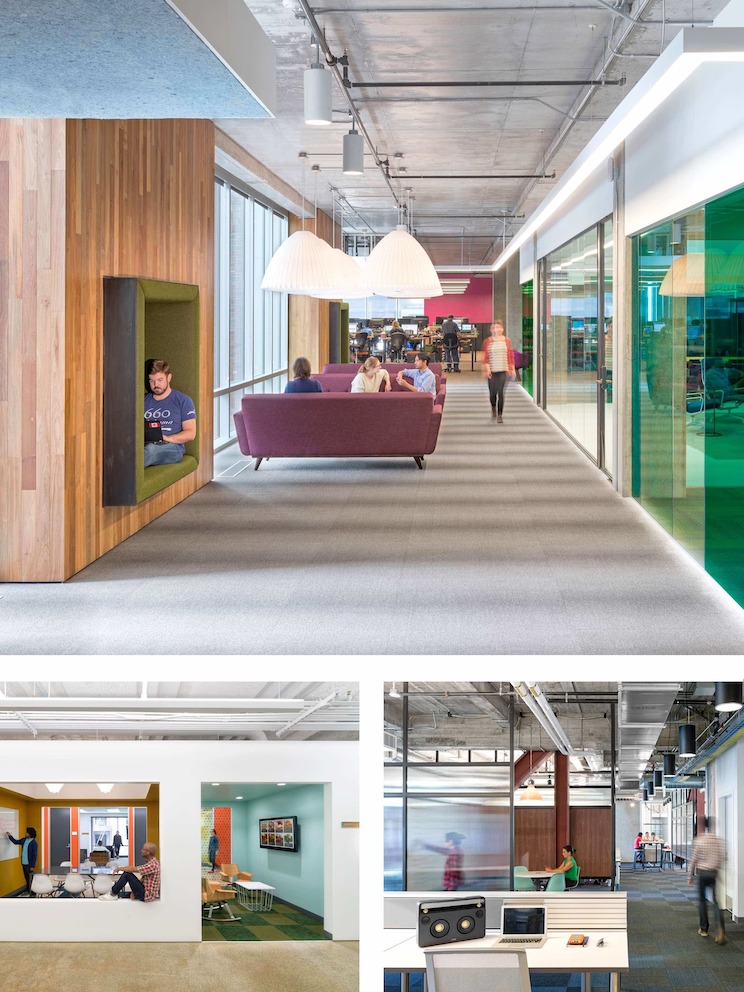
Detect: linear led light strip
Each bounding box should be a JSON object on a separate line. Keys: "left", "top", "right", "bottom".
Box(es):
{"left": 494, "top": 27, "right": 744, "bottom": 272}
{"left": 511, "top": 682, "right": 576, "bottom": 756}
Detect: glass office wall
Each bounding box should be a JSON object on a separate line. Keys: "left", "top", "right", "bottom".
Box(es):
{"left": 540, "top": 221, "right": 614, "bottom": 473}
{"left": 522, "top": 281, "right": 534, "bottom": 397}
{"left": 632, "top": 184, "right": 744, "bottom": 606}
{"left": 214, "top": 174, "right": 289, "bottom": 449}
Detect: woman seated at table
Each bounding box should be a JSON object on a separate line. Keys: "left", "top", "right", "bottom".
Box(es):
{"left": 351, "top": 357, "right": 392, "bottom": 393}
{"left": 545, "top": 845, "right": 580, "bottom": 889}
{"left": 284, "top": 356, "right": 323, "bottom": 393}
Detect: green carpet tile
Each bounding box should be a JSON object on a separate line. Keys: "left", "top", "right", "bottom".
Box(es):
{"left": 202, "top": 896, "right": 328, "bottom": 943}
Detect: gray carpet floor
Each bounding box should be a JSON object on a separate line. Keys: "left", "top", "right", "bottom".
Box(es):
{"left": 3, "top": 373, "right": 744, "bottom": 654}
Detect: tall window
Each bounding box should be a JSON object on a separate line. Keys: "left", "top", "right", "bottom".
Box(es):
{"left": 214, "top": 174, "right": 289, "bottom": 449}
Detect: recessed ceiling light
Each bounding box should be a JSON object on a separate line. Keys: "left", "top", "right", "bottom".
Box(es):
{"left": 211, "top": 783, "right": 220, "bottom": 786}
{"left": 277, "top": 783, "right": 286, "bottom": 787}
{"left": 235, "top": 796, "right": 244, "bottom": 800}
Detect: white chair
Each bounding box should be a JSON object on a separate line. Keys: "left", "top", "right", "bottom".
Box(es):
{"left": 30, "top": 874, "right": 55, "bottom": 898}
{"left": 92, "top": 874, "right": 117, "bottom": 897}
{"left": 62, "top": 873, "right": 89, "bottom": 898}
{"left": 424, "top": 948, "right": 531, "bottom": 992}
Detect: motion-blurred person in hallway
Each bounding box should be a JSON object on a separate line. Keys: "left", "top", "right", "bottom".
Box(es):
{"left": 482, "top": 320, "right": 515, "bottom": 422}
{"left": 422, "top": 831, "right": 465, "bottom": 891}
{"left": 688, "top": 817, "right": 726, "bottom": 944}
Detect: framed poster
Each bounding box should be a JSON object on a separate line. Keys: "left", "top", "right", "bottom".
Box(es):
{"left": 259, "top": 816, "right": 298, "bottom": 852}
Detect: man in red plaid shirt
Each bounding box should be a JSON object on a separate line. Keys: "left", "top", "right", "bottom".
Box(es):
{"left": 423, "top": 832, "right": 465, "bottom": 891}
{"left": 99, "top": 842, "right": 161, "bottom": 902}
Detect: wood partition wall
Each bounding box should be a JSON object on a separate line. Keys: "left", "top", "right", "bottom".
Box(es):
{"left": 0, "top": 120, "right": 67, "bottom": 581}
{"left": 65, "top": 119, "right": 215, "bottom": 578}
{"left": 514, "top": 805, "right": 611, "bottom": 876}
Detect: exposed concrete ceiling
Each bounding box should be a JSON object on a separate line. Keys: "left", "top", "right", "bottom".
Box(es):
{"left": 0, "top": 682, "right": 359, "bottom": 741}
{"left": 219, "top": 0, "right": 728, "bottom": 266}
{"left": 384, "top": 681, "right": 721, "bottom": 792}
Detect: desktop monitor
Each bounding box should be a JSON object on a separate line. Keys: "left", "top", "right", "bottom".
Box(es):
{"left": 434, "top": 316, "right": 445, "bottom": 325}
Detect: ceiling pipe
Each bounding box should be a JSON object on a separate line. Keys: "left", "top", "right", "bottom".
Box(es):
{"left": 396, "top": 172, "right": 556, "bottom": 180}
{"left": 313, "top": 3, "right": 712, "bottom": 23}
{"left": 348, "top": 78, "right": 625, "bottom": 89}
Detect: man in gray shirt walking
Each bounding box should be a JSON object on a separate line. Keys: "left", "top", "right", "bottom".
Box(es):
{"left": 688, "top": 817, "right": 726, "bottom": 943}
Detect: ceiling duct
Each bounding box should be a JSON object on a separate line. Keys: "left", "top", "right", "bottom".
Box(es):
{"left": 616, "top": 682, "right": 679, "bottom": 794}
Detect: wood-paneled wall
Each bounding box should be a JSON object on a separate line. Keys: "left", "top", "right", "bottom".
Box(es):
{"left": 514, "top": 807, "right": 556, "bottom": 870}
{"left": 570, "top": 807, "right": 612, "bottom": 876}
{"left": 0, "top": 119, "right": 67, "bottom": 581}
{"left": 64, "top": 119, "right": 215, "bottom": 578}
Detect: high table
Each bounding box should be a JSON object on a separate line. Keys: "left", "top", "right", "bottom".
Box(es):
{"left": 384, "top": 928, "right": 628, "bottom": 992}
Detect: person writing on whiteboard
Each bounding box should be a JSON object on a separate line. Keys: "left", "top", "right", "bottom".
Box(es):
{"left": 144, "top": 360, "right": 196, "bottom": 467}
{"left": 98, "top": 841, "right": 161, "bottom": 902}
{"left": 6, "top": 827, "right": 38, "bottom": 897}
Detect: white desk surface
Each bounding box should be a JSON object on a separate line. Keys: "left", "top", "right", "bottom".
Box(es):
{"left": 236, "top": 880, "right": 275, "bottom": 892}
{"left": 520, "top": 870, "right": 553, "bottom": 879}
{"left": 383, "top": 930, "right": 628, "bottom": 974}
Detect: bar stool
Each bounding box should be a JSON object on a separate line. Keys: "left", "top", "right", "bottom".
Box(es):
{"left": 661, "top": 848, "right": 674, "bottom": 869}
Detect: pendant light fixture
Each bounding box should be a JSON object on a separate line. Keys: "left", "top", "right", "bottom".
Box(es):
{"left": 642, "top": 787, "right": 649, "bottom": 801}
{"left": 304, "top": 38, "right": 332, "bottom": 126}
{"left": 663, "top": 753, "right": 675, "bottom": 777}
{"left": 679, "top": 721, "right": 696, "bottom": 758}
{"left": 262, "top": 154, "right": 338, "bottom": 295}
{"left": 311, "top": 190, "right": 366, "bottom": 299}
{"left": 653, "top": 768, "right": 663, "bottom": 788}
{"left": 646, "top": 777, "right": 655, "bottom": 798}
{"left": 520, "top": 778, "right": 543, "bottom": 801}
{"left": 343, "top": 119, "right": 364, "bottom": 175}
{"left": 714, "top": 681, "right": 743, "bottom": 712}
{"left": 362, "top": 198, "right": 442, "bottom": 298}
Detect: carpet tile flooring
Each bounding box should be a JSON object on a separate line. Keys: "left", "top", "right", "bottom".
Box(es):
{"left": 202, "top": 896, "right": 328, "bottom": 942}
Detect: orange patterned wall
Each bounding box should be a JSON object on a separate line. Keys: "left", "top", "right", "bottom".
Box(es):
{"left": 213, "top": 807, "right": 232, "bottom": 865}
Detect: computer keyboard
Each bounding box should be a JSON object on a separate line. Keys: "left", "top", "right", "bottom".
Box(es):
{"left": 499, "top": 937, "right": 543, "bottom": 944}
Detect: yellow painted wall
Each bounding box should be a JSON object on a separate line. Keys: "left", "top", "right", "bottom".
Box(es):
{"left": 0, "top": 787, "right": 31, "bottom": 895}
{"left": 0, "top": 789, "right": 159, "bottom": 894}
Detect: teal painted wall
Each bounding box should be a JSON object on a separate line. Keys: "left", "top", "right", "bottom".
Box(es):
{"left": 202, "top": 785, "right": 325, "bottom": 918}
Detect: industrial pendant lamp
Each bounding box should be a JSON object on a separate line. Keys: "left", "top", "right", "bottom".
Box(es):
{"left": 714, "top": 682, "right": 743, "bottom": 712}
{"left": 679, "top": 722, "right": 696, "bottom": 757}
{"left": 663, "top": 753, "right": 676, "bottom": 777}
{"left": 646, "top": 777, "right": 655, "bottom": 798}
{"left": 520, "top": 779, "right": 543, "bottom": 802}
{"left": 642, "top": 787, "right": 649, "bottom": 802}
{"left": 304, "top": 39, "right": 332, "bottom": 125}
{"left": 653, "top": 768, "right": 663, "bottom": 788}
{"left": 343, "top": 121, "right": 364, "bottom": 176}
{"left": 363, "top": 200, "right": 442, "bottom": 298}
{"left": 311, "top": 191, "right": 366, "bottom": 299}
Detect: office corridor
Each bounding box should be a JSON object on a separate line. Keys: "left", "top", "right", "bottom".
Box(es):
{"left": 3, "top": 375, "right": 744, "bottom": 654}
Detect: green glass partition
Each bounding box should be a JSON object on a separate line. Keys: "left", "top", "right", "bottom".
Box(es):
{"left": 633, "top": 185, "right": 744, "bottom": 605}
{"left": 521, "top": 280, "right": 534, "bottom": 396}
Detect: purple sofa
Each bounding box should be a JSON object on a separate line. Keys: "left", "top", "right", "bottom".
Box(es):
{"left": 323, "top": 362, "right": 445, "bottom": 378}
{"left": 312, "top": 372, "right": 446, "bottom": 408}
{"left": 234, "top": 392, "right": 442, "bottom": 470}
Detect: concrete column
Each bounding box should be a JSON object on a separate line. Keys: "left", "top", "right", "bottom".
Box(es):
{"left": 505, "top": 254, "right": 523, "bottom": 350}
{"left": 555, "top": 752, "right": 570, "bottom": 863}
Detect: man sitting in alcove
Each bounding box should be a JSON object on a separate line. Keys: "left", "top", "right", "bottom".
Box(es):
{"left": 144, "top": 360, "right": 196, "bottom": 467}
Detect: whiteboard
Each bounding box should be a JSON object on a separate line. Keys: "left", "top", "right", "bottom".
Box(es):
{"left": 0, "top": 809, "right": 20, "bottom": 862}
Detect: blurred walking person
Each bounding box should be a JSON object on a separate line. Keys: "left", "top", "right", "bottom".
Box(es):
{"left": 482, "top": 320, "right": 515, "bottom": 422}
{"left": 688, "top": 817, "right": 726, "bottom": 944}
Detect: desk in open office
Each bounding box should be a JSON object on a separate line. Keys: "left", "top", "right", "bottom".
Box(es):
{"left": 384, "top": 892, "right": 628, "bottom": 992}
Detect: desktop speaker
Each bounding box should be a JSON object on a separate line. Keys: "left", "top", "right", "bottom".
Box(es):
{"left": 417, "top": 897, "right": 487, "bottom": 947}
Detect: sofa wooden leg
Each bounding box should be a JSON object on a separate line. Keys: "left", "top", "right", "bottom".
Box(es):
{"left": 414, "top": 456, "right": 425, "bottom": 469}
{"left": 253, "top": 457, "right": 263, "bottom": 471}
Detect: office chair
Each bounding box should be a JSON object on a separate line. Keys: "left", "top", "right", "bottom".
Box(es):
{"left": 219, "top": 863, "right": 239, "bottom": 889}
{"left": 353, "top": 331, "right": 370, "bottom": 361}
{"left": 424, "top": 948, "right": 531, "bottom": 992}
{"left": 30, "top": 873, "right": 56, "bottom": 898}
{"left": 566, "top": 866, "right": 581, "bottom": 889}
{"left": 62, "top": 873, "right": 89, "bottom": 898}
{"left": 545, "top": 872, "right": 566, "bottom": 891}
{"left": 202, "top": 877, "right": 242, "bottom": 922}
{"left": 389, "top": 331, "right": 407, "bottom": 362}
{"left": 513, "top": 867, "right": 535, "bottom": 891}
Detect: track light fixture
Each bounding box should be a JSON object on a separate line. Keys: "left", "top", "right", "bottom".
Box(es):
{"left": 304, "top": 39, "right": 332, "bottom": 125}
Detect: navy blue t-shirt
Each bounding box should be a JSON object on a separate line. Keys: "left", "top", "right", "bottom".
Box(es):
{"left": 284, "top": 378, "right": 323, "bottom": 393}
{"left": 144, "top": 389, "right": 196, "bottom": 453}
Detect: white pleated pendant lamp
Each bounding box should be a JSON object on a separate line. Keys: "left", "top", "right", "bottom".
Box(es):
{"left": 312, "top": 248, "right": 367, "bottom": 299}
{"left": 363, "top": 225, "right": 442, "bottom": 298}
{"left": 261, "top": 230, "right": 338, "bottom": 295}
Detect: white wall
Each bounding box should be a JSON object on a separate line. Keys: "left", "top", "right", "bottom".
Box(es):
{"left": 615, "top": 800, "right": 641, "bottom": 862}
{"left": 708, "top": 738, "right": 744, "bottom": 921}
{"left": 0, "top": 740, "right": 358, "bottom": 943}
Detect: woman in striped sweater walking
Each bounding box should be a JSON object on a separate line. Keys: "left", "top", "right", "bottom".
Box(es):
{"left": 482, "top": 320, "right": 515, "bottom": 422}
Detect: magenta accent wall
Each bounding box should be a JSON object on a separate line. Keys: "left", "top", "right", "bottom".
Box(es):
{"left": 426, "top": 276, "right": 493, "bottom": 323}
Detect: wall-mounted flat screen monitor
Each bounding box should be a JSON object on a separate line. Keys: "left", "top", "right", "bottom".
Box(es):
{"left": 259, "top": 815, "right": 298, "bottom": 851}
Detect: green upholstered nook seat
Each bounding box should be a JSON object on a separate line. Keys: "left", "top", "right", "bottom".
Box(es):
{"left": 103, "top": 277, "right": 200, "bottom": 506}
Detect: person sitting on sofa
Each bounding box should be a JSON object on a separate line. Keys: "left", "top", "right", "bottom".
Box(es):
{"left": 144, "top": 359, "right": 196, "bottom": 467}
{"left": 284, "top": 356, "right": 323, "bottom": 393}
{"left": 396, "top": 353, "right": 437, "bottom": 396}
{"left": 351, "top": 357, "right": 392, "bottom": 393}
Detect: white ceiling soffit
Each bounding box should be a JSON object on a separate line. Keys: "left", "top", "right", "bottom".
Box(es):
{"left": 218, "top": 0, "right": 729, "bottom": 268}
{"left": 1, "top": 782, "right": 153, "bottom": 801}
{"left": 617, "top": 682, "right": 680, "bottom": 793}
